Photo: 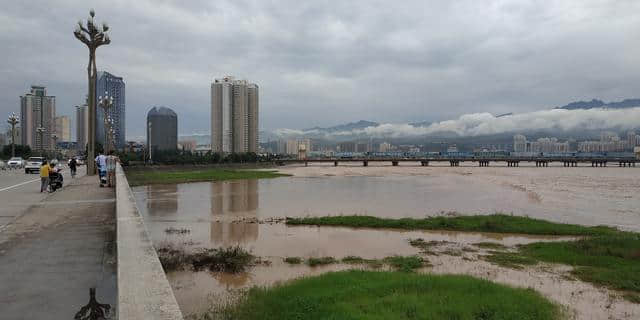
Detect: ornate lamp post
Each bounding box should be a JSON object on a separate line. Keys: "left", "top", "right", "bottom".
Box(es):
{"left": 74, "top": 9, "right": 110, "bottom": 175}
{"left": 7, "top": 113, "right": 19, "bottom": 158}
{"left": 36, "top": 127, "right": 45, "bottom": 156}
{"left": 98, "top": 92, "right": 114, "bottom": 154}
{"left": 52, "top": 133, "right": 58, "bottom": 158}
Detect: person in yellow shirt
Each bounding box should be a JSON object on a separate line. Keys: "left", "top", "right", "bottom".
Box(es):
{"left": 40, "top": 160, "right": 50, "bottom": 193}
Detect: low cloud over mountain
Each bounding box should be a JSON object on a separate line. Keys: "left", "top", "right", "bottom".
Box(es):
{"left": 273, "top": 106, "right": 640, "bottom": 140}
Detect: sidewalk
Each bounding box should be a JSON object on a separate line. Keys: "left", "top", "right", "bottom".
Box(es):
{"left": 0, "top": 174, "right": 117, "bottom": 319}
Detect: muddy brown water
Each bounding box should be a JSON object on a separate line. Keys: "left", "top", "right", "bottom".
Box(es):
{"left": 133, "top": 166, "right": 640, "bottom": 319}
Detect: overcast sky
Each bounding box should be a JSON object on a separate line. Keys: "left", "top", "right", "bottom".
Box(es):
{"left": 1, "top": 0, "right": 639, "bottom": 139}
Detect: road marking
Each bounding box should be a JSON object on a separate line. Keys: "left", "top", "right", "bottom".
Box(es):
{"left": 0, "top": 178, "right": 40, "bottom": 192}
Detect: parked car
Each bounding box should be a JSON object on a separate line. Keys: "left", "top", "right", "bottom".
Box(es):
{"left": 24, "top": 157, "right": 45, "bottom": 174}
{"left": 7, "top": 157, "right": 24, "bottom": 169}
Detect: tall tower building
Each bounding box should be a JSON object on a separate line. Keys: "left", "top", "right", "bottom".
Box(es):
{"left": 147, "top": 106, "right": 178, "bottom": 151}
{"left": 55, "top": 115, "right": 71, "bottom": 142}
{"left": 76, "top": 104, "right": 88, "bottom": 151}
{"left": 96, "top": 71, "right": 126, "bottom": 149}
{"left": 247, "top": 84, "right": 259, "bottom": 153}
{"left": 211, "top": 76, "right": 259, "bottom": 153}
{"left": 20, "top": 85, "right": 56, "bottom": 151}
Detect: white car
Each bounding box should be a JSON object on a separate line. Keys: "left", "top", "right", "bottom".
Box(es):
{"left": 24, "top": 157, "right": 45, "bottom": 174}
{"left": 7, "top": 157, "right": 24, "bottom": 169}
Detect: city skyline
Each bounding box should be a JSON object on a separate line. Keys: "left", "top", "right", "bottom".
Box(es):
{"left": 2, "top": 1, "right": 640, "bottom": 137}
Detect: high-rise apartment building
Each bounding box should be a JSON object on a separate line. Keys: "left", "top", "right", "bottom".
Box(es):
{"left": 20, "top": 85, "right": 56, "bottom": 151}
{"left": 247, "top": 84, "right": 259, "bottom": 153}
{"left": 76, "top": 104, "right": 88, "bottom": 151}
{"left": 513, "top": 134, "right": 527, "bottom": 152}
{"left": 147, "top": 106, "right": 178, "bottom": 151}
{"left": 627, "top": 131, "right": 637, "bottom": 149}
{"left": 96, "top": 71, "right": 126, "bottom": 149}
{"left": 211, "top": 76, "right": 259, "bottom": 153}
{"left": 55, "top": 115, "right": 71, "bottom": 142}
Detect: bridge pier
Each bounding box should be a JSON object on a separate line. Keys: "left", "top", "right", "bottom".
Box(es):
{"left": 392, "top": 161, "right": 399, "bottom": 166}
{"left": 363, "top": 161, "right": 368, "bottom": 167}
{"left": 334, "top": 161, "right": 338, "bottom": 167}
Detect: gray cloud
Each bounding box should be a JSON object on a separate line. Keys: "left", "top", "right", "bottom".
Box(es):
{"left": 1, "top": 0, "right": 640, "bottom": 139}
{"left": 274, "top": 107, "right": 640, "bottom": 139}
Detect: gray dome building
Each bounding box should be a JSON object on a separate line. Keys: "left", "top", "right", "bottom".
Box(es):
{"left": 147, "top": 106, "right": 177, "bottom": 152}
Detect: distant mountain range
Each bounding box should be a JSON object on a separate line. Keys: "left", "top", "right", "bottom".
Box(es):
{"left": 303, "top": 120, "right": 379, "bottom": 133}
{"left": 556, "top": 98, "right": 640, "bottom": 110}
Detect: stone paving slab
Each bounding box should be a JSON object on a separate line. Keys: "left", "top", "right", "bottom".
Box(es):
{"left": 0, "top": 174, "right": 117, "bottom": 319}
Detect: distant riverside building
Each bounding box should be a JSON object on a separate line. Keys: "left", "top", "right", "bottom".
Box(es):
{"left": 512, "top": 134, "right": 570, "bottom": 153}
{"left": 96, "top": 71, "right": 126, "bottom": 149}
{"left": 211, "top": 76, "right": 259, "bottom": 153}
{"left": 379, "top": 142, "right": 392, "bottom": 153}
{"left": 20, "top": 85, "right": 56, "bottom": 151}
{"left": 147, "top": 106, "right": 178, "bottom": 151}
{"left": 55, "top": 115, "right": 71, "bottom": 142}
{"left": 338, "top": 141, "right": 356, "bottom": 153}
{"left": 513, "top": 134, "right": 527, "bottom": 152}
{"left": 76, "top": 104, "right": 88, "bottom": 151}
{"left": 627, "top": 131, "right": 637, "bottom": 149}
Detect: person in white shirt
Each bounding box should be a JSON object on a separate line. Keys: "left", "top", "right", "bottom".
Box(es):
{"left": 95, "top": 152, "right": 107, "bottom": 186}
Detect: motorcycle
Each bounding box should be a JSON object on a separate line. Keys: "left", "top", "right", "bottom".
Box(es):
{"left": 49, "top": 168, "right": 64, "bottom": 192}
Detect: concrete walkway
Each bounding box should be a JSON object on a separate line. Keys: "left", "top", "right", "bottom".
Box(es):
{"left": 0, "top": 174, "right": 117, "bottom": 319}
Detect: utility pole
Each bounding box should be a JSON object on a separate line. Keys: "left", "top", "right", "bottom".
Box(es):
{"left": 7, "top": 113, "right": 19, "bottom": 158}
{"left": 74, "top": 9, "right": 111, "bottom": 175}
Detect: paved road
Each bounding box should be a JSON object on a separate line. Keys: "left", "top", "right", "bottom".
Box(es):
{"left": 0, "top": 165, "right": 87, "bottom": 229}
{"left": 0, "top": 172, "right": 116, "bottom": 319}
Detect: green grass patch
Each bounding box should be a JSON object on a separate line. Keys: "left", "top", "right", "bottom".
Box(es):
{"left": 287, "top": 214, "right": 617, "bottom": 236}
{"left": 125, "top": 168, "right": 289, "bottom": 186}
{"left": 474, "top": 242, "right": 508, "bottom": 250}
{"left": 383, "top": 255, "right": 425, "bottom": 272}
{"left": 519, "top": 234, "right": 640, "bottom": 295}
{"left": 204, "top": 270, "right": 562, "bottom": 320}
{"left": 483, "top": 251, "right": 538, "bottom": 270}
{"left": 283, "top": 257, "right": 302, "bottom": 264}
{"left": 306, "top": 256, "right": 336, "bottom": 267}
{"left": 157, "top": 245, "right": 255, "bottom": 273}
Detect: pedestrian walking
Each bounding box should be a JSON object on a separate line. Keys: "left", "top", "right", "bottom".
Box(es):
{"left": 95, "top": 152, "right": 107, "bottom": 187}
{"left": 106, "top": 151, "right": 118, "bottom": 187}
{"left": 69, "top": 157, "right": 77, "bottom": 178}
{"left": 40, "top": 160, "right": 50, "bottom": 192}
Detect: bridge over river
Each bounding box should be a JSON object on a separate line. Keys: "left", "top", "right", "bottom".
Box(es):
{"left": 277, "top": 157, "right": 639, "bottom": 167}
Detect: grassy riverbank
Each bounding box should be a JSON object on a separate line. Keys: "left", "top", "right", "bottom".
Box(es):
{"left": 288, "top": 214, "right": 640, "bottom": 302}
{"left": 491, "top": 234, "right": 640, "bottom": 301}
{"left": 286, "top": 214, "right": 618, "bottom": 236}
{"left": 125, "top": 167, "right": 289, "bottom": 186}
{"left": 205, "top": 270, "right": 562, "bottom": 320}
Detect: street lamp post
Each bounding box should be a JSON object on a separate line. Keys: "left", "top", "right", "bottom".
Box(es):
{"left": 7, "top": 113, "right": 19, "bottom": 158}
{"left": 74, "top": 9, "right": 111, "bottom": 175}
{"left": 36, "top": 127, "right": 45, "bottom": 157}
{"left": 98, "top": 92, "right": 114, "bottom": 154}
{"left": 52, "top": 134, "right": 58, "bottom": 158}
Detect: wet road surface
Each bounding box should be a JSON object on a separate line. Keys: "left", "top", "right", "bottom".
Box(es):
{"left": 0, "top": 166, "right": 86, "bottom": 229}
{"left": 0, "top": 173, "right": 116, "bottom": 319}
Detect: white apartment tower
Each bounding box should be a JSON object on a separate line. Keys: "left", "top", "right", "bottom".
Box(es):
{"left": 211, "top": 76, "right": 259, "bottom": 153}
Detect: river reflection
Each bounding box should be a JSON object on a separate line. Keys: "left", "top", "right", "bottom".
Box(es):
{"left": 135, "top": 180, "right": 260, "bottom": 246}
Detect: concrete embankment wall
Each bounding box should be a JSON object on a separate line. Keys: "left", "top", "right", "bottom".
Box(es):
{"left": 115, "top": 163, "right": 184, "bottom": 319}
